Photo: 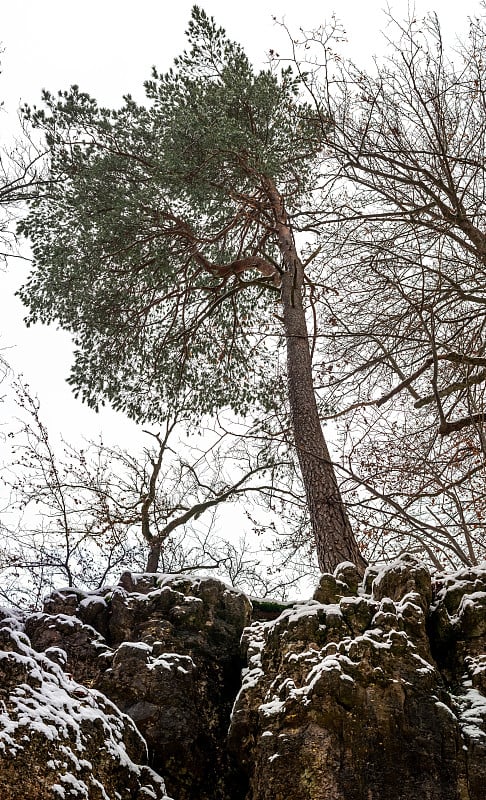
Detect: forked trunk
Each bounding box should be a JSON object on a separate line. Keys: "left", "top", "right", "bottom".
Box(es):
{"left": 265, "top": 178, "right": 367, "bottom": 575}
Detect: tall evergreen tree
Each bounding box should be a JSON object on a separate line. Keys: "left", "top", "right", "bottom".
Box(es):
{"left": 19, "top": 7, "right": 366, "bottom": 573}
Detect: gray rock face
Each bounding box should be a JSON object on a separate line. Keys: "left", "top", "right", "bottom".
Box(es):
{"left": 2, "top": 558, "right": 486, "bottom": 800}
{"left": 0, "top": 611, "right": 169, "bottom": 800}
{"left": 99, "top": 574, "right": 252, "bottom": 800}
{"left": 24, "top": 573, "right": 252, "bottom": 800}
{"left": 229, "top": 555, "right": 486, "bottom": 800}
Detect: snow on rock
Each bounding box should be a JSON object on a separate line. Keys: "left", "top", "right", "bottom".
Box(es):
{"left": 3, "top": 559, "right": 486, "bottom": 800}
{"left": 95, "top": 575, "right": 252, "bottom": 800}
{"left": 23, "top": 573, "right": 252, "bottom": 800}
{"left": 0, "top": 620, "right": 170, "bottom": 800}
{"left": 24, "top": 612, "right": 112, "bottom": 687}
{"left": 229, "top": 554, "right": 486, "bottom": 800}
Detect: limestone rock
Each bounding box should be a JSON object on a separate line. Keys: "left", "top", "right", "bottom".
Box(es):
{"left": 229, "top": 555, "right": 486, "bottom": 800}
{"left": 3, "top": 558, "right": 486, "bottom": 800}
{"left": 25, "top": 611, "right": 111, "bottom": 687}
{"left": 33, "top": 573, "right": 252, "bottom": 800}
{"left": 428, "top": 563, "right": 486, "bottom": 795}
{"left": 0, "top": 616, "right": 169, "bottom": 800}
{"left": 371, "top": 552, "right": 432, "bottom": 611}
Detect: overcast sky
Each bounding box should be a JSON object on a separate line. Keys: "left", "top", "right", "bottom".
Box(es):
{"left": 0, "top": 0, "right": 483, "bottom": 446}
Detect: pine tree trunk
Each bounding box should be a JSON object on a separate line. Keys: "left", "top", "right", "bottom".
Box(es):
{"left": 265, "top": 178, "right": 367, "bottom": 575}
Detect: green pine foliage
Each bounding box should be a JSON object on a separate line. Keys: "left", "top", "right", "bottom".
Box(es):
{"left": 19, "top": 6, "right": 325, "bottom": 423}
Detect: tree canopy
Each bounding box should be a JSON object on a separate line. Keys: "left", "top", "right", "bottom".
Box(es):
{"left": 6, "top": 3, "right": 486, "bottom": 584}
{"left": 19, "top": 6, "right": 366, "bottom": 573}
{"left": 19, "top": 7, "right": 321, "bottom": 422}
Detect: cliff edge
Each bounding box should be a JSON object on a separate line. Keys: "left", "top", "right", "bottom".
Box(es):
{"left": 1, "top": 555, "right": 485, "bottom": 799}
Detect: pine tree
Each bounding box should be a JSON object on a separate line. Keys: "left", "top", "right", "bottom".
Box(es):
{"left": 19, "top": 7, "right": 366, "bottom": 573}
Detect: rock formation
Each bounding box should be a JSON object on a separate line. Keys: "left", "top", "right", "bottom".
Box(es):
{"left": 0, "top": 609, "right": 169, "bottom": 800}
{"left": 1, "top": 555, "right": 486, "bottom": 799}
{"left": 229, "top": 555, "right": 486, "bottom": 799}
{"left": 24, "top": 573, "right": 252, "bottom": 800}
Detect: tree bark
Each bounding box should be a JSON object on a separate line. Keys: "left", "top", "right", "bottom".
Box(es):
{"left": 264, "top": 178, "right": 367, "bottom": 575}
{"left": 146, "top": 540, "right": 161, "bottom": 573}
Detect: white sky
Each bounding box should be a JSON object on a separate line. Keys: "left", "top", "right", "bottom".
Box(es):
{"left": 0, "top": 0, "right": 482, "bottom": 446}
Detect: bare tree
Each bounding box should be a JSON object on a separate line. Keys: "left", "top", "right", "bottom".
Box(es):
{"left": 276, "top": 6, "right": 486, "bottom": 567}
{"left": 0, "top": 52, "right": 46, "bottom": 262}
{"left": 335, "top": 402, "right": 486, "bottom": 568}
{"left": 0, "top": 381, "right": 314, "bottom": 606}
